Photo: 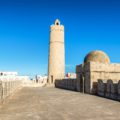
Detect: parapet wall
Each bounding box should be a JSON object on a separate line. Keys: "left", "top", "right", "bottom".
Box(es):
{"left": 0, "top": 76, "right": 25, "bottom": 103}
{"left": 55, "top": 78, "right": 120, "bottom": 101}
{"left": 55, "top": 79, "right": 76, "bottom": 91}
{"left": 83, "top": 62, "right": 120, "bottom": 93}
{"left": 83, "top": 62, "right": 120, "bottom": 72}
{"left": 97, "top": 79, "right": 120, "bottom": 100}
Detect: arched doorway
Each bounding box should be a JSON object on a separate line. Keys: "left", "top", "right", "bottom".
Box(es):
{"left": 51, "top": 75, "right": 53, "bottom": 83}
{"left": 80, "top": 74, "right": 85, "bottom": 93}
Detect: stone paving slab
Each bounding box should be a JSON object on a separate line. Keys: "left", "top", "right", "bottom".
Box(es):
{"left": 0, "top": 87, "right": 120, "bottom": 120}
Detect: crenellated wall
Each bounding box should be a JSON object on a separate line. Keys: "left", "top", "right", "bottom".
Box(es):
{"left": 55, "top": 61, "right": 120, "bottom": 101}
{"left": 76, "top": 62, "right": 120, "bottom": 94}
{"left": 97, "top": 79, "right": 120, "bottom": 100}
{"left": 55, "top": 78, "right": 120, "bottom": 101}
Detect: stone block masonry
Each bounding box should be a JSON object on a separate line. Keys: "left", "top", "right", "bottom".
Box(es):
{"left": 97, "top": 79, "right": 120, "bottom": 100}
{"left": 76, "top": 62, "right": 120, "bottom": 94}
{"left": 48, "top": 19, "right": 65, "bottom": 84}
{"left": 55, "top": 79, "right": 76, "bottom": 91}
{"left": 55, "top": 78, "right": 120, "bottom": 101}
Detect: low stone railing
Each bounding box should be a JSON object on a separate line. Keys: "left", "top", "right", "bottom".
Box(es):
{"left": 0, "top": 76, "right": 24, "bottom": 103}
{"left": 55, "top": 79, "right": 76, "bottom": 91}
{"left": 55, "top": 78, "right": 120, "bottom": 101}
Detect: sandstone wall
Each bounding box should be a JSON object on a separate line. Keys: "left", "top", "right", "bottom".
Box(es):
{"left": 84, "top": 62, "right": 120, "bottom": 94}
{"left": 97, "top": 80, "right": 106, "bottom": 97}
{"left": 55, "top": 79, "right": 76, "bottom": 91}
{"left": 118, "top": 81, "right": 120, "bottom": 100}
{"left": 76, "top": 64, "right": 83, "bottom": 92}
{"left": 55, "top": 78, "right": 120, "bottom": 101}
{"left": 48, "top": 20, "right": 65, "bottom": 84}
{"left": 90, "top": 62, "right": 120, "bottom": 81}
{"left": 97, "top": 79, "right": 120, "bottom": 100}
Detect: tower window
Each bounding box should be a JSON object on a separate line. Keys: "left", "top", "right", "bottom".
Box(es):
{"left": 55, "top": 19, "right": 60, "bottom": 25}
{"left": 56, "top": 22, "right": 59, "bottom": 25}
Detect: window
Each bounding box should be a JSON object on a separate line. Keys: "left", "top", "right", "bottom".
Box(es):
{"left": 56, "top": 22, "right": 59, "bottom": 25}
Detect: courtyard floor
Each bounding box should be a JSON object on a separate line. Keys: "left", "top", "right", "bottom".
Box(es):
{"left": 0, "top": 87, "right": 120, "bottom": 120}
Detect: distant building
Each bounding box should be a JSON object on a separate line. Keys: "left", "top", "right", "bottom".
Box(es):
{"left": 66, "top": 73, "right": 76, "bottom": 79}
{"left": 33, "top": 75, "right": 47, "bottom": 86}
{"left": 0, "top": 72, "right": 18, "bottom": 76}
{"left": 76, "top": 50, "right": 120, "bottom": 94}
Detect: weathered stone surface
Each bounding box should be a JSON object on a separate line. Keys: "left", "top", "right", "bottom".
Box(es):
{"left": 105, "top": 80, "right": 118, "bottom": 99}
{"left": 76, "top": 74, "right": 81, "bottom": 92}
{"left": 84, "top": 51, "right": 110, "bottom": 64}
{"left": 76, "top": 64, "right": 83, "bottom": 73}
{"left": 0, "top": 87, "right": 120, "bottom": 120}
{"left": 97, "top": 80, "right": 106, "bottom": 97}
{"left": 76, "top": 61, "right": 120, "bottom": 94}
{"left": 48, "top": 19, "right": 65, "bottom": 84}
{"left": 55, "top": 79, "right": 76, "bottom": 91}
{"left": 111, "top": 82, "right": 118, "bottom": 100}
{"left": 105, "top": 80, "right": 113, "bottom": 98}
{"left": 117, "top": 80, "right": 120, "bottom": 101}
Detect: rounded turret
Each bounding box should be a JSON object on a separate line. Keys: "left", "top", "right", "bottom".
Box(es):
{"left": 48, "top": 19, "right": 65, "bottom": 84}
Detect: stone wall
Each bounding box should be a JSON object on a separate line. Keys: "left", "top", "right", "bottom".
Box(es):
{"left": 90, "top": 62, "right": 120, "bottom": 94}
{"left": 76, "top": 64, "right": 83, "bottom": 92}
{"left": 76, "top": 62, "right": 120, "bottom": 94}
{"left": 0, "top": 76, "right": 25, "bottom": 103}
{"left": 97, "top": 79, "right": 120, "bottom": 100}
{"left": 55, "top": 77, "right": 120, "bottom": 101}
{"left": 97, "top": 80, "right": 106, "bottom": 96}
{"left": 55, "top": 79, "right": 76, "bottom": 91}
{"left": 89, "top": 62, "right": 120, "bottom": 81}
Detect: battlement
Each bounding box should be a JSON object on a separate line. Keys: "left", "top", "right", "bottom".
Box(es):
{"left": 50, "top": 25, "right": 64, "bottom": 32}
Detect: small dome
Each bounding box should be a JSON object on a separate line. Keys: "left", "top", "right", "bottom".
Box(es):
{"left": 84, "top": 50, "right": 110, "bottom": 64}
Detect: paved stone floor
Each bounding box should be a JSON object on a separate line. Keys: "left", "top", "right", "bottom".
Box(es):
{"left": 0, "top": 87, "right": 120, "bottom": 120}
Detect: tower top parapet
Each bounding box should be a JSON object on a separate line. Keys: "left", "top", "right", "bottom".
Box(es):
{"left": 50, "top": 19, "right": 64, "bottom": 32}
{"left": 55, "top": 19, "right": 60, "bottom": 25}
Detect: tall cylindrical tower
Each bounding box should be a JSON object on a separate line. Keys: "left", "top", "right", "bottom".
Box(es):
{"left": 48, "top": 19, "right": 65, "bottom": 84}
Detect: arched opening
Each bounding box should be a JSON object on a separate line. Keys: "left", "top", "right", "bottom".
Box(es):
{"left": 51, "top": 75, "right": 53, "bottom": 83}
{"left": 56, "top": 22, "right": 59, "bottom": 25}
{"left": 55, "top": 19, "right": 60, "bottom": 26}
{"left": 79, "top": 75, "right": 84, "bottom": 92}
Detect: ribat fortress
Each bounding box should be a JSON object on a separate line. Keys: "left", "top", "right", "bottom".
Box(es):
{"left": 0, "top": 18, "right": 120, "bottom": 120}
{"left": 48, "top": 19, "right": 120, "bottom": 101}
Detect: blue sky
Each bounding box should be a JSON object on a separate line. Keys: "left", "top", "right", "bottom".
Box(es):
{"left": 0, "top": 0, "right": 120, "bottom": 76}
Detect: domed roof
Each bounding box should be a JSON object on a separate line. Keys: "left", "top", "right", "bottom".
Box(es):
{"left": 84, "top": 50, "right": 110, "bottom": 64}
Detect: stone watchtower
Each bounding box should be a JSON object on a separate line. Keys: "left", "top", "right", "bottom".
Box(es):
{"left": 48, "top": 19, "right": 65, "bottom": 84}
